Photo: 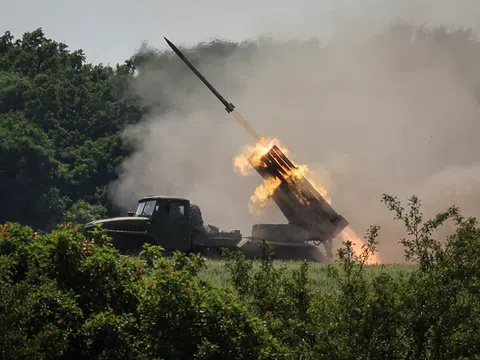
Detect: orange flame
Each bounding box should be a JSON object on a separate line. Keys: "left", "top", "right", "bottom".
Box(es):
{"left": 233, "top": 136, "right": 381, "bottom": 264}
{"left": 233, "top": 137, "right": 287, "bottom": 176}
{"left": 340, "top": 226, "right": 380, "bottom": 265}
{"left": 248, "top": 176, "right": 282, "bottom": 215}
{"left": 233, "top": 137, "right": 329, "bottom": 211}
{"left": 233, "top": 137, "right": 288, "bottom": 212}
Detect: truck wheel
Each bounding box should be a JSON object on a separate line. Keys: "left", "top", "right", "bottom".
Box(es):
{"left": 190, "top": 204, "right": 204, "bottom": 226}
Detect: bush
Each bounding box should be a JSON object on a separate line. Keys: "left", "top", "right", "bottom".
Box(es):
{"left": 222, "top": 195, "right": 480, "bottom": 359}
{"left": 0, "top": 223, "right": 283, "bottom": 359}
{"left": 0, "top": 194, "right": 479, "bottom": 359}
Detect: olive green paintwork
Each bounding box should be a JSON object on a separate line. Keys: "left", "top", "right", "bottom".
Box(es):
{"left": 83, "top": 195, "right": 331, "bottom": 262}
{"left": 137, "top": 195, "right": 189, "bottom": 202}
{"left": 83, "top": 196, "right": 243, "bottom": 255}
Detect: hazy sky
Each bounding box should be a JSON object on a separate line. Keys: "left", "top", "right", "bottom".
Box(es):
{"left": 3, "top": 0, "right": 479, "bottom": 65}
{"left": 0, "top": 0, "right": 337, "bottom": 65}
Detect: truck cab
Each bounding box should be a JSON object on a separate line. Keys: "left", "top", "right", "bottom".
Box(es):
{"left": 135, "top": 196, "right": 192, "bottom": 251}
{"left": 84, "top": 196, "right": 193, "bottom": 253}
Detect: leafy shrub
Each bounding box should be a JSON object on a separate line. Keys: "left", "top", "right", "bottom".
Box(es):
{"left": 222, "top": 195, "right": 480, "bottom": 359}
{"left": 0, "top": 193, "right": 479, "bottom": 359}
{"left": 0, "top": 223, "right": 283, "bottom": 359}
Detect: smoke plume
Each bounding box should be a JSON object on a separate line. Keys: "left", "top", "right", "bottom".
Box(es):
{"left": 109, "top": 1, "right": 480, "bottom": 263}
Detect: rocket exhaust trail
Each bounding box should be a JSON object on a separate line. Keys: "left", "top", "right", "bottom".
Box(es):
{"left": 230, "top": 111, "right": 262, "bottom": 140}
{"left": 164, "top": 37, "right": 262, "bottom": 141}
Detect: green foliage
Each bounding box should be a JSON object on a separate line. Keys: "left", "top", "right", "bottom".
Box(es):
{"left": 64, "top": 200, "right": 107, "bottom": 226}
{"left": 1, "top": 193, "right": 479, "bottom": 358}
{"left": 0, "top": 112, "right": 66, "bottom": 229}
{"left": 0, "top": 222, "right": 284, "bottom": 359}
{"left": 0, "top": 28, "right": 143, "bottom": 230}
{"left": 220, "top": 195, "right": 480, "bottom": 359}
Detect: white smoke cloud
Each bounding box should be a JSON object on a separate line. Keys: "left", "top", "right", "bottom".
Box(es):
{"left": 109, "top": 1, "right": 480, "bottom": 263}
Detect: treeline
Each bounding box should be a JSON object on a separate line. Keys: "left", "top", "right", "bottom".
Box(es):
{"left": 1, "top": 24, "right": 480, "bottom": 230}
{"left": 1, "top": 195, "right": 479, "bottom": 358}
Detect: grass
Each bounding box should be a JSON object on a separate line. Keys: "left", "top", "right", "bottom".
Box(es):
{"left": 199, "top": 259, "right": 415, "bottom": 291}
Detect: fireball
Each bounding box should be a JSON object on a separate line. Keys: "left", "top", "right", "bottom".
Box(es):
{"left": 248, "top": 176, "right": 282, "bottom": 215}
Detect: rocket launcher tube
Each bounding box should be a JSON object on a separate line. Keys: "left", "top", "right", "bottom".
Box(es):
{"left": 248, "top": 145, "right": 349, "bottom": 242}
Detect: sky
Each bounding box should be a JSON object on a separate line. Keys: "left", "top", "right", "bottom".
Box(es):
{"left": 2, "top": 0, "right": 479, "bottom": 66}
{"left": 0, "top": 0, "right": 336, "bottom": 65}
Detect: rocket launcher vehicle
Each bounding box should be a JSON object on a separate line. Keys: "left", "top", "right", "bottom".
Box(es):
{"left": 247, "top": 145, "right": 349, "bottom": 257}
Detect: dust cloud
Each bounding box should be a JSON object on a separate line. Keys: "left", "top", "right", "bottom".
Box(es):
{"left": 109, "top": 1, "right": 480, "bottom": 263}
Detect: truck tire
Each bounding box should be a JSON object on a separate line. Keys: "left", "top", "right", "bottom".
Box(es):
{"left": 190, "top": 204, "right": 204, "bottom": 226}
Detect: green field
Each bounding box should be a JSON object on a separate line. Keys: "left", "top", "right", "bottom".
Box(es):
{"left": 199, "top": 259, "right": 415, "bottom": 290}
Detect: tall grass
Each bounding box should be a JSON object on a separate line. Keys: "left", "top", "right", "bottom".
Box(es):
{"left": 199, "top": 259, "right": 414, "bottom": 290}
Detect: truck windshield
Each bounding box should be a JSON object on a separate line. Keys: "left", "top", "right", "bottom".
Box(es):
{"left": 135, "top": 200, "right": 156, "bottom": 217}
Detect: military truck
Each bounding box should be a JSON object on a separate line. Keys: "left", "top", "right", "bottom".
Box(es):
{"left": 82, "top": 195, "right": 254, "bottom": 257}
{"left": 82, "top": 193, "right": 336, "bottom": 261}
{"left": 83, "top": 144, "right": 349, "bottom": 263}
{"left": 83, "top": 145, "right": 349, "bottom": 262}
